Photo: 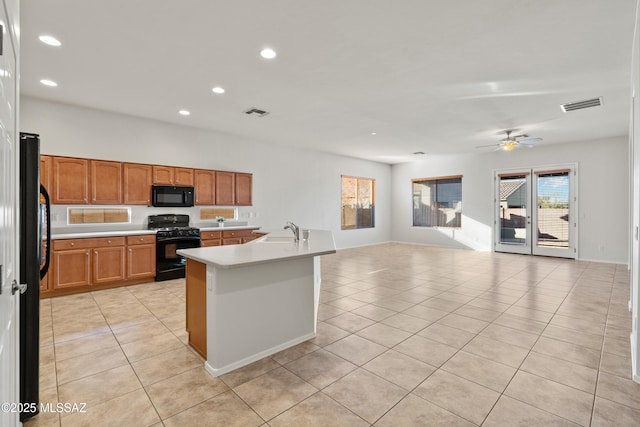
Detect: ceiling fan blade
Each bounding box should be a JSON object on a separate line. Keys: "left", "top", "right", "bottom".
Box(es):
{"left": 517, "top": 137, "right": 542, "bottom": 143}
{"left": 475, "top": 143, "right": 501, "bottom": 149}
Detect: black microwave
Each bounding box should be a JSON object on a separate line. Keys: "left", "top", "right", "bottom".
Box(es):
{"left": 152, "top": 185, "right": 195, "bottom": 207}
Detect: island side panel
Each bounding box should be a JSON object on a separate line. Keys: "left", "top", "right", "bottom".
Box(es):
{"left": 186, "top": 258, "right": 207, "bottom": 359}
{"left": 205, "top": 257, "right": 315, "bottom": 375}
{"left": 314, "top": 256, "right": 321, "bottom": 328}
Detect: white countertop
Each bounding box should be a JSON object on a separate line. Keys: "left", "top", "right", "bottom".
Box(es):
{"left": 177, "top": 230, "right": 336, "bottom": 268}
{"left": 50, "top": 225, "right": 261, "bottom": 240}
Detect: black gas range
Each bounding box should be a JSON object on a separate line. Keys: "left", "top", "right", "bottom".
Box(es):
{"left": 148, "top": 214, "right": 200, "bottom": 281}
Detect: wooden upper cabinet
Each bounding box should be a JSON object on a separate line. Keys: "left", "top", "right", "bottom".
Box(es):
{"left": 123, "top": 163, "right": 152, "bottom": 205}
{"left": 235, "top": 173, "right": 253, "bottom": 206}
{"left": 153, "top": 166, "right": 194, "bottom": 186}
{"left": 215, "top": 171, "right": 235, "bottom": 205}
{"left": 152, "top": 165, "right": 174, "bottom": 185}
{"left": 52, "top": 157, "right": 89, "bottom": 204}
{"left": 195, "top": 169, "right": 215, "bottom": 205}
{"left": 90, "top": 160, "right": 123, "bottom": 204}
{"left": 40, "top": 155, "right": 52, "bottom": 192}
{"left": 174, "top": 168, "right": 194, "bottom": 186}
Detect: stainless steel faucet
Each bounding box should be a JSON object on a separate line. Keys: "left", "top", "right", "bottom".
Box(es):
{"left": 284, "top": 221, "right": 300, "bottom": 241}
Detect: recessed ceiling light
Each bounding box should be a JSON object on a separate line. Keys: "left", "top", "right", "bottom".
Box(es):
{"left": 40, "top": 79, "right": 58, "bottom": 87}
{"left": 371, "top": 132, "right": 377, "bottom": 136}
{"left": 212, "top": 86, "right": 225, "bottom": 94}
{"left": 260, "top": 48, "right": 277, "bottom": 59}
{"left": 39, "top": 35, "right": 61, "bottom": 47}
{"left": 178, "top": 110, "right": 190, "bottom": 116}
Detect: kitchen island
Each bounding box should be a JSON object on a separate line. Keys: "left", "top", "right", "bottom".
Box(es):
{"left": 177, "top": 230, "right": 336, "bottom": 376}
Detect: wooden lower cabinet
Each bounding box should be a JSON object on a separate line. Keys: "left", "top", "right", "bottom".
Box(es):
{"left": 222, "top": 229, "right": 258, "bottom": 246}
{"left": 53, "top": 248, "right": 91, "bottom": 289}
{"left": 200, "top": 230, "right": 222, "bottom": 247}
{"left": 40, "top": 241, "right": 50, "bottom": 291}
{"left": 93, "top": 246, "right": 125, "bottom": 284}
{"left": 45, "top": 234, "right": 156, "bottom": 297}
{"left": 127, "top": 235, "right": 156, "bottom": 280}
{"left": 222, "top": 238, "right": 242, "bottom": 245}
{"left": 201, "top": 229, "right": 260, "bottom": 246}
{"left": 40, "top": 273, "right": 50, "bottom": 291}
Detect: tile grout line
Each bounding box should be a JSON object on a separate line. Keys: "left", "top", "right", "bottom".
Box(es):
{"left": 477, "top": 262, "right": 605, "bottom": 426}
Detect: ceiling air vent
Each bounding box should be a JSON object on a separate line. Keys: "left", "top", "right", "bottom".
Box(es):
{"left": 560, "top": 97, "right": 602, "bottom": 113}
{"left": 244, "top": 108, "right": 270, "bottom": 117}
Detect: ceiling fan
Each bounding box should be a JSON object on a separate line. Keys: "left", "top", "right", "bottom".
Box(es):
{"left": 476, "top": 130, "right": 543, "bottom": 151}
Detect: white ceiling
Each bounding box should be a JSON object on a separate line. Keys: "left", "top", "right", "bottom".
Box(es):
{"left": 20, "top": 0, "right": 638, "bottom": 164}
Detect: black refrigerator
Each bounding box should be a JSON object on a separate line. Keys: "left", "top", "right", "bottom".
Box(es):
{"left": 19, "top": 132, "right": 51, "bottom": 421}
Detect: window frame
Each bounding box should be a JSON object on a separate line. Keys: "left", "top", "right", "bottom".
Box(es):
{"left": 412, "top": 175, "right": 463, "bottom": 228}
{"left": 341, "top": 175, "right": 375, "bottom": 230}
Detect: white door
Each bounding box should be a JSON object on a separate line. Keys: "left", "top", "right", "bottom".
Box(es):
{"left": 0, "top": 1, "right": 20, "bottom": 425}
{"left": 495, "top": 165, "right": 577, "bottom": 259}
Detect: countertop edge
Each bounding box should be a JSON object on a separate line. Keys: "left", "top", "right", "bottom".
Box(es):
{"left": 180, "top": 248, "right": 337, "bottom": 269}
{"left": 51, "top": 225, "right": 261, "bottom": 240}
{"left": 178, "top": 230, "right": 337, "bottom": 269}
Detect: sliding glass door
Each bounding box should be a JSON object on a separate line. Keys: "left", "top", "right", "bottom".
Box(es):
{"left": 495, "top": 166, "right": 576, "bottom": 258}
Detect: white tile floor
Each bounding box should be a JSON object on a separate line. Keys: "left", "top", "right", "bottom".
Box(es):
{"left": 27, "top": 243, "right": 640, "bottom": 426}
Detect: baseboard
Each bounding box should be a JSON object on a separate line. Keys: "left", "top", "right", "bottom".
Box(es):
{"left": 576, "top": 257, "right": 629, "bottom": 266}
{"left": 336, "top": 240, "right": 393, "bottom": 250}
{"left": 204, "top": 332, "right": 316, "bottom": 377}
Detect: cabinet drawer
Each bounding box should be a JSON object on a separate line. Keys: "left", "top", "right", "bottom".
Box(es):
{"left": 201, "top": 239, "right": 222, "bottom": 247}
{"left": 222, "top": 237, "right": 242, "bottom": 245}
{"left": 222, "top": 230, "right": 254, "bottom": 238}
{"left": 201, "top": 231, "right": 222, "bottom": 240}
{"left": 53, "top": 238, "right": 95, "bottom": 251}
{"left": 127, "top": 235, "right": 156, "bottom": 245}
{"left": 53, "top": 236, "right": 126, "bottom": 251}
{"left": 242, "top": 235, "right": 259, "bottom": 243}
{"left": 91, "top": 237, "right": 126, "bottom": 247}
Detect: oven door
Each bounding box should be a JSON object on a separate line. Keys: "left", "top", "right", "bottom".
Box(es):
{"left": 155, "top": 236, "right": 200, "bottom": 281}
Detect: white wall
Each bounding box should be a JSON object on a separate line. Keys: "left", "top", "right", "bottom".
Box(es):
{"left": 21, "top": 96, "right": 630, "bottom": 262}
{"left": 391, "top": 137, "right": 629, "bottom": 264}
{"left": 20, "top": 97, "right": 392, "bottom": 249}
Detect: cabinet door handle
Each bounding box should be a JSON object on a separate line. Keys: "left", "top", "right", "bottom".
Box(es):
{"left": 70, "top": 242, "right": 75, "bottom": 246}
{"left": 108, "top": 240, "right": 111, "bottom": 244}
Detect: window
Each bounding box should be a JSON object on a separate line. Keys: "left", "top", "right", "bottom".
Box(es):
{"left": 413, "top": 176, "right": 462, "bottom": 227}
{"left": 341, "top": 176, "right": 375, "bottom": 229}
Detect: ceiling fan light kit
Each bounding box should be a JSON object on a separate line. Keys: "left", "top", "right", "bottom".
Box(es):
{"left": 476, "top": 130, "right": 543, "bottom": 152}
